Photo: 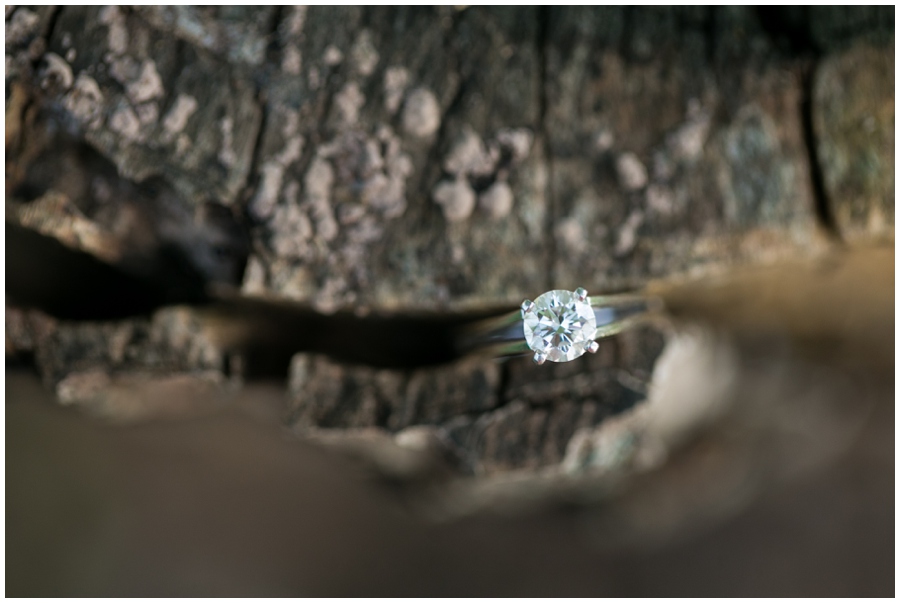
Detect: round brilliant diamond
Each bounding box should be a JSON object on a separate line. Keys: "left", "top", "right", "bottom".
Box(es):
{"left": 522, "top": 289, "right": 598, "bottom": 362}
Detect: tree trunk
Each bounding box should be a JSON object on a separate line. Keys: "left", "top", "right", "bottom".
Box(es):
{"left": 5, "top": 6, "right": 894, "bottom": 595}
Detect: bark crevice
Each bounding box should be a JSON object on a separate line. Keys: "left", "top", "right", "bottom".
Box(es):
{"left": 536, "top": 6, "right": 556, "bottom": 291}
{"left": 799, "top": 60, "right": 841, "bottom": 240}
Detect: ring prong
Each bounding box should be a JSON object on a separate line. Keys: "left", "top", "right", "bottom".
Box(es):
{"left": 521, "top": 299, "right": 535, "bottom": 316}
{"left": 575, "top": 287, "right": 589, "bottom": 301}
{"left": 533, "top": 351, "right": 547, "bottom": 365}
{"left": 586, "top": 340, "right": 599, "bottom": 354}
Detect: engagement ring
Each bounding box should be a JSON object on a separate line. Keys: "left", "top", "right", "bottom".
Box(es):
{"left": 460, "top": 288, "right": 661, "bottom": 364}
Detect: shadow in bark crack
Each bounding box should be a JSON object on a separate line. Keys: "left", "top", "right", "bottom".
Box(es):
{"left": 6, "top": 221, "right": 517, "bottom": 376}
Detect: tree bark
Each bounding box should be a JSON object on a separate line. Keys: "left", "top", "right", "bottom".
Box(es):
{"left": 5, "top": 6, "right": 894, "bottom": 477}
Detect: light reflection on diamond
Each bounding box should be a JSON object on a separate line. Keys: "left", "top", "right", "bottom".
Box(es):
{"left": 522, "top": 289, "right": 598, "bottom": 362}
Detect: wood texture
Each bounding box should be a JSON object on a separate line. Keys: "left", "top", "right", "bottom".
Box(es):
{"left": 5, "top": 7, "right": 894, "bottom": 595}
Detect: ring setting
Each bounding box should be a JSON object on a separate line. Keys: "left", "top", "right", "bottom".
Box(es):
{"left": 522, "top": 288, "right": 600, "bottom": 364}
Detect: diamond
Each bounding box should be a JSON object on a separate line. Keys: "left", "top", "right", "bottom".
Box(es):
{"left": 522, "top": 289, "right": 598, "bottom": 363}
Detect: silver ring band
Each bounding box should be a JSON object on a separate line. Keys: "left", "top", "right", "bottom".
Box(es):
{"left": 458, "top": 289, "right": 662, "bottom": 363}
